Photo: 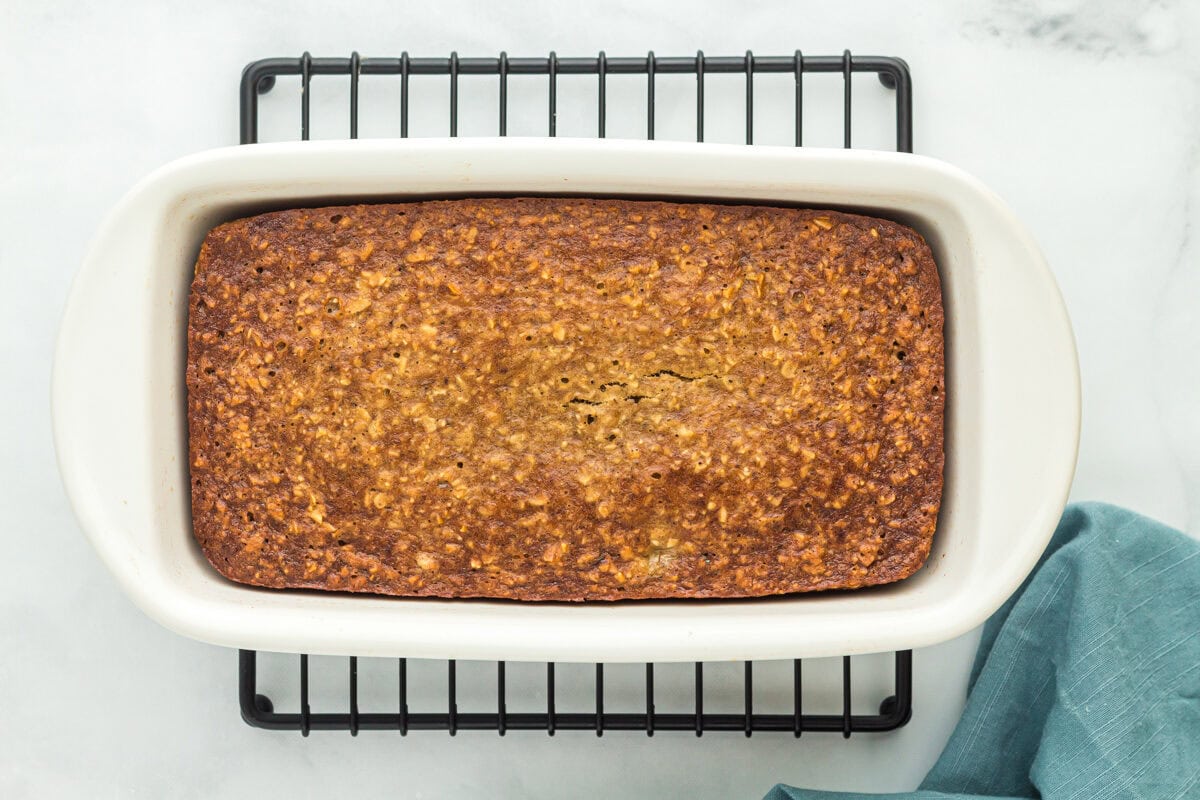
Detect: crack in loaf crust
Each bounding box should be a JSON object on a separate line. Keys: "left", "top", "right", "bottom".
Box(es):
{"left": 187, "top": 198, "right": 944, "bottom": 601}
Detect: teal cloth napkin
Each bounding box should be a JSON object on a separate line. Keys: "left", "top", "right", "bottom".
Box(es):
{"left": 768, "top": 502, "right": 1200, "bottom": 800}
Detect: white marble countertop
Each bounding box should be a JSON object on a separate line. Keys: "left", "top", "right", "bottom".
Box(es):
{"left": 3, "top": 0, "right": 1197, "bottom": 797}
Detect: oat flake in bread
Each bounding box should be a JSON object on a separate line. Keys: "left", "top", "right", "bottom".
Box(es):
{"left": 187, "top": 198, "right": 944, "bottom": 601}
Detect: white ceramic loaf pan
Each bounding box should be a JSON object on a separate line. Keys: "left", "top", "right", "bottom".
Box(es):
{"left": 53, "top": 138, "right": 1079, "bottom": 662}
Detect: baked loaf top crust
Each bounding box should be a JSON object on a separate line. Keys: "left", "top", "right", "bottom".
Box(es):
{"left": 187, "top": 198, "right": 944, "bottom": 601}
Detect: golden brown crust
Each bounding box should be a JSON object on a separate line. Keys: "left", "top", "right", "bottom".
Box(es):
{"left": 187, "top": 198, "right": 943, "bottom": 601}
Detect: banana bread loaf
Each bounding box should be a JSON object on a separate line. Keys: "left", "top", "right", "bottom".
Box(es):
{"left": 187, "top": 198, "right": 944, "bottom": 601}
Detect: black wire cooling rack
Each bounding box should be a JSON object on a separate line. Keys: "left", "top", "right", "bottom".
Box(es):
{"left": 236, "top": 48, "right": 916, "bottom": 738}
